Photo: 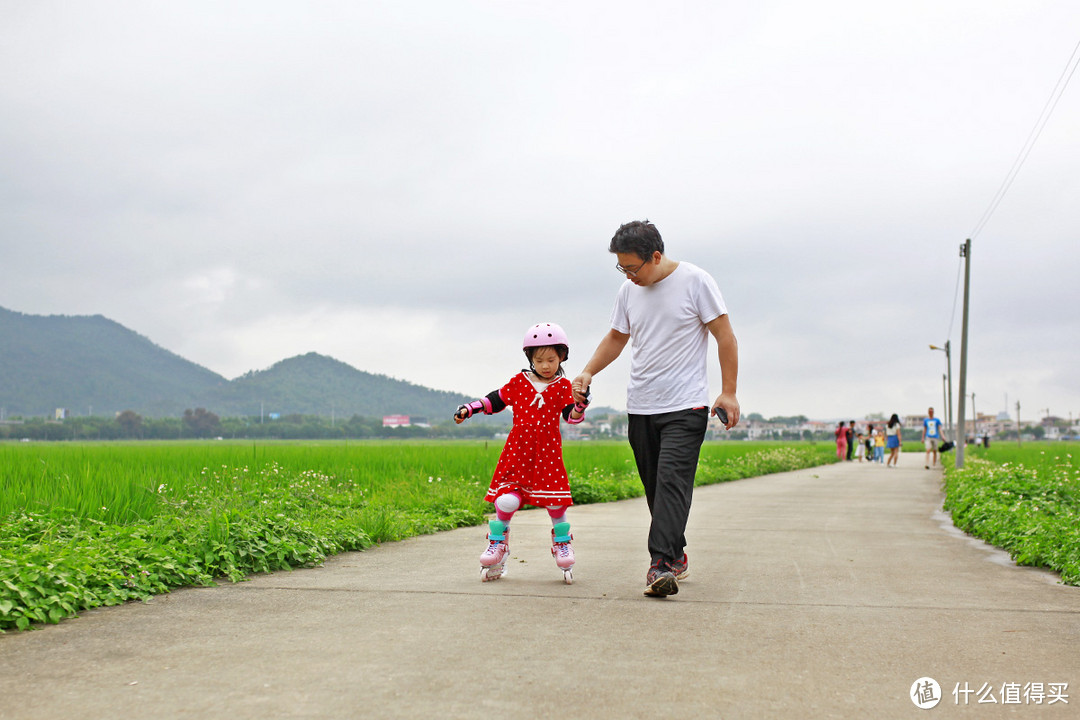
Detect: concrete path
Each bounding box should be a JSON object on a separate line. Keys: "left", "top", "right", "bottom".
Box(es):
{"left": 2, "top": 453, "right": 1078, "bottom": 719}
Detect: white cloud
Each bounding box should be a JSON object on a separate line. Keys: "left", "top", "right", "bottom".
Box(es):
{"left": 2, "top": 0, "right": 1079, "bottom": 422}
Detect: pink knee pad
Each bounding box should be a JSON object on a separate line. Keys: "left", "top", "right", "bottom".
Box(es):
{"left": 495, "top": 492, "right": 522, "bottom": 522}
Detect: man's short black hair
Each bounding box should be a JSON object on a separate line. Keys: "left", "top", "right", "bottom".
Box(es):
{"left": 609, "top": 220, "right": 664, "bottom": 260}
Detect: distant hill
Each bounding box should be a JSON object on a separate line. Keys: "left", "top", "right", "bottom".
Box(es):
{"left": 0, "top": 306, "right": 474, "bottom": 420}
{"left": 0, "top": 306, "right": 227, "bottom": 417}
{"left": 197, "top": 352, "right": 472, "bottom": 420}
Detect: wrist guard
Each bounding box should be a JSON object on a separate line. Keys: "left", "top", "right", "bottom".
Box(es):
{"left": 565, "top": 390, "right": 590, "bottom": 425}
{"left": 455, "top": 400, "right": 483, "bottom": 420}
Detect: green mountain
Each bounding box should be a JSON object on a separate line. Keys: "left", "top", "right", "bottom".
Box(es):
{"left": 198, "top": 352, "right": 472, "bottom": 420}
{"left": 0, "top": 307, "right": 473, "bottom": 420}
{"left": 0, "top": 306, "right": 227, "bottom": 417}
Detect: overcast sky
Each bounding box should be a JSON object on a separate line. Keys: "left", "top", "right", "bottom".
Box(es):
{"left": 3, "top": 1, "right": 1079, "bottom": 425}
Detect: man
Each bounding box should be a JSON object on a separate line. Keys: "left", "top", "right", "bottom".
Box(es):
{"left": 572, "top": 220, "right": 740, "bottom": 598}
{"left": 846, "top": 420, "right": 856, "bottom": 461}
{"left": 922, "top": 407, "right": 944, "bottom": 469}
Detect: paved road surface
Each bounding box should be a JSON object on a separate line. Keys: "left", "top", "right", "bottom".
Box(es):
{"left": 2, "top": 453, "right": 1077, "bottom": 719}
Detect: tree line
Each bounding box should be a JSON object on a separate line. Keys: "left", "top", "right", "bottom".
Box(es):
{"left": 0, "top": 409, "right": 506, "bottom": 442}
{"left": 4, "top": 409, "right": 939, "bottom": 444}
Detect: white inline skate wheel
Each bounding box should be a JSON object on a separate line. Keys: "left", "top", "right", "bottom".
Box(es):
{"left": 481, "top": 566, "right": 505, "bottom": 582}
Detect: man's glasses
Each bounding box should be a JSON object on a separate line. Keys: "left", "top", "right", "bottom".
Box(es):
{"left": 615, "top": 259, "right": 649, "bottom": 277}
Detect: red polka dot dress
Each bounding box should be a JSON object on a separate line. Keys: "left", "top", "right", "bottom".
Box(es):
{"left": 484, "top": 372, "right": 576, "bottom": 508}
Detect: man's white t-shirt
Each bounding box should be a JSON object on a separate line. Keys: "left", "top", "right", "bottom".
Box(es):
{"left": 610, "top": 262, "right": 727, "bottom": 414}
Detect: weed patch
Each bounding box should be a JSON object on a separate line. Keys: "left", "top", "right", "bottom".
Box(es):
{"left": 943, "top": 444, "right": 1079, "bottom": 585}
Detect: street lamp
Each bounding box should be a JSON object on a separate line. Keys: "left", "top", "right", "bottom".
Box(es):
{"left": 929, "top": 341, "right": 953, "bottom": 439}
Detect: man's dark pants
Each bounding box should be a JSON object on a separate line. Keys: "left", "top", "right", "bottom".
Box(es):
{"left": 627, "top": 408, "right": 709, "bottom": 566}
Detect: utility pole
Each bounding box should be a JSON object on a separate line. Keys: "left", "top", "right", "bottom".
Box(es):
{"left": 955, "top": 239, "right": 972, "bottom": 469}
{"left": 1016, "top": 400, "right": 1021, "bottom": 448}
{"left": 945, "top": 340, "right": 953, "bottom": 437}
{"left": 971, "top": 393, "right": 978, "bottom": 446}
{"left": 929, "top": 341, "right": 953, "bottom": 438}
{"left": 941, "top": 374, "right": 948, "bottom": 436}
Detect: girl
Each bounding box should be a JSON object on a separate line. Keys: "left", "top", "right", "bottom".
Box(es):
{"left": 873, "top": 424, "right": 886, "bottom": 463}
{"left": 886, "top": 413, "right": 903, "bottom": 467}
{"left": 834, "top": 421, "right": 848, "bottom": 460}
{"left": 454, "top": 323, "right": 589, "bottom": 584}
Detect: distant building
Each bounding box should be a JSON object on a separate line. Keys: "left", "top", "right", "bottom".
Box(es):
{"left": 383, "top": 415, "right": 411, "bottom": 428}
{"left": 54, "top": 408, "right": 68, "bottom": 421}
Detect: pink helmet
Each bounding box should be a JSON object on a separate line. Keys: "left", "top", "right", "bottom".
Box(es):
{"left": 523, "top": 322, "right": 569, "bottom": 350}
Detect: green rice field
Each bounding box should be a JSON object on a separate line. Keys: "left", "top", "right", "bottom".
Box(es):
{"left": 1, "top": 440, "right": 836, "bottom": 631}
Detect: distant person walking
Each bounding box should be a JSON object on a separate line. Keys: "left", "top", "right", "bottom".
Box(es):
{"left": 885, "top": 413, "right": 903, "bottom": 467}
{"left": 845, "top": 420, "right": 856, "bottom": 461}
{"left": 571, "top": 220, "right": 739, "bottom": 598}
{"left": 922, "top": 407, "right": 944, "bottom": 469}
{"left": 454, "top": 323, "right": 590, "bottom": 584}
{"left": 834, "top": 421, "right": 848, "bottom": 460}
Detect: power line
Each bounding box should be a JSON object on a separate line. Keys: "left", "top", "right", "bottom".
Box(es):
{"left": 946, "top": 253, "right": 963, "bottom": 341}
{"left": 968, "top": 38, "right": 1080, "bottom": 239}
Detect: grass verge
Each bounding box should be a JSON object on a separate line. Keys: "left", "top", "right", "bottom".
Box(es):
{"left": 943, "top": 443, "right": 1079, "bottom": 586}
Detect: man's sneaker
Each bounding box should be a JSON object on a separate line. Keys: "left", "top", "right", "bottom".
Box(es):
{"left": 669, "top": 553, "right": 689, "bottom": 581}
{"left": 644, "top": 560, "right": 679, "bottom": 597}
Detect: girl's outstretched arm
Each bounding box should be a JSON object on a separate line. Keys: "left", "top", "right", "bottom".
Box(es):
{"left": 454, "top": 390, "right": 508, "bottom": 423}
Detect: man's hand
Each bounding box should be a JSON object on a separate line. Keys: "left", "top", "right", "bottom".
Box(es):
{"left": 571, "top": 372, "right": 592, "bottom": 404}
{"left": 712, "top": 394, "right": 740, "bottom": 430}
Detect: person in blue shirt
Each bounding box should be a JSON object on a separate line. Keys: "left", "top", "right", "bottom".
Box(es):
{"left": 921, "top": 407, "right": 945, "bottom": 469}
